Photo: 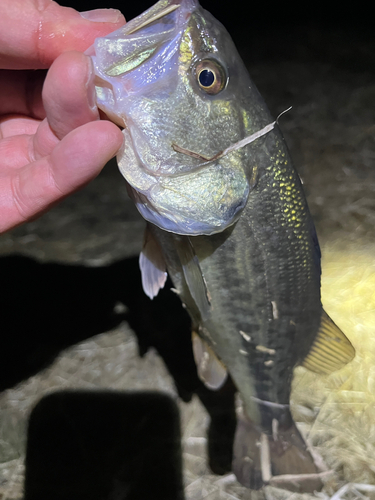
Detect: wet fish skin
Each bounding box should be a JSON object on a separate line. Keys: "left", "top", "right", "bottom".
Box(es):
{"left": 150, "top": 121, "right": 322, "bottom": 431}
{"left": 148, "top": 121, "right": 323, "bottom": 487}
{"left": 89, "top": 0, "right": 354, "bottom": 490}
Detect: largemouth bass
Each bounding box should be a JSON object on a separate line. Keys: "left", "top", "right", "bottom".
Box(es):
{"left": 88, "top": 0, "right": 355, "bottom": 490}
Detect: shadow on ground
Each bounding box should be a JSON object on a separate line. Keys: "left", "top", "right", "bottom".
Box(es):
{"left": 1, "top": 254, "right": 237, "bottom": 499}
{"left": 24, "top": 391, "right": 184, "bottom": 500}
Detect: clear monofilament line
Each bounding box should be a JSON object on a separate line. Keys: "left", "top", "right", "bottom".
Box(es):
{"left": 172, "top": 106, "right": 292, "bottom": 162}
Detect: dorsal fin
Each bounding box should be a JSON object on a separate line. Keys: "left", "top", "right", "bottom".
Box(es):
{"left": 139, "top": 225, "right": 167, "bottom": 299}
{"left": 192, "top": 332, "right": 228, "bottom": 390}
{"left": 302, "top": 311, "right": 355, "bottom": 375}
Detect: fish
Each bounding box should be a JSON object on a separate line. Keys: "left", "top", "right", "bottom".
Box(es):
{"left": 88, "top": 0, "right": 355, "bottom": 491}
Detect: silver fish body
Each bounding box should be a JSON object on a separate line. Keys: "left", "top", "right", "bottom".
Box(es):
{"left": 90, "top": 0, "right": 355, "bottom": 490}
{"left": 89, "top": 0, "right": 274, "bottom": 235}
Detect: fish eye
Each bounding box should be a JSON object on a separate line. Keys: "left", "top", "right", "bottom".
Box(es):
{"left": 194, "top": 59, "right": 227, "bottom": 95}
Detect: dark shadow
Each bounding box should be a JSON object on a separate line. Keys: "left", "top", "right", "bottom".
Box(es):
{"left": 24, "top": 391, "right": 184, "bottom": 500}
{"left": 0, "top": 254, "right": 236, "bottom": 484}
{"left": 0, "top": 254, "right": 129, "bottom": 391}
{"left": 62, "top": 0, "right": 375, "bottom": 72}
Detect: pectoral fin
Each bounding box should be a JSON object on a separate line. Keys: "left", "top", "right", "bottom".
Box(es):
{"left": 192, "top": 332, "right": 228, "bottom": 390}
{"left": 139, "top": 226, "right": 167, "bottom": 299}
{"left": 173, "top": 236, "right": 211, "bottom": 321}
{"left": 302, "top": 311, "right": 355, "bottom": 375}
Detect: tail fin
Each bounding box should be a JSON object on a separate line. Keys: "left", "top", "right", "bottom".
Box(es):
{"left": 232, "top": 415, "right": 325, "bottom": 492}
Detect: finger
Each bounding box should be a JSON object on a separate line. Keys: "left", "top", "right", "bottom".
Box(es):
{"left": 0, "top": 69, "right": 46, "bottom": 118}
{"left": 0, "top": 120, "right": 123, "bottom": 233}
{"left": 49, "top": 121, "right": 123, "bottom": 193}
{"left": 32, "top": 119, "right": 59, "bottom": 161}
{"left": 0, "top": 115, "right": 40, "bottom": 139}
{"left": 0, "top": 119, "right": 57, "bottom": 171}
{"left": 0, "top": 0, "right": 125, "bottom": 70}
{"left": 0, "top": 48, "right": 106, "bottom": 170}
{"left": 0, "top": 135, "right": 32, "bottom": 170}
{"left": 42, "top": 51, "right": 99, "bottom": 141}
{"left": 31, "top": 51, "right": 99, "bottom": 159}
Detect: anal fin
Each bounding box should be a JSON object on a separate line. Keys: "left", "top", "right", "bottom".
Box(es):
{"left": 302, "top": 310, "right": 355, "bottom": 375}
{"left": 192, "top": 332, "right": 228, "bottom": 390}
{"left": 139, "top": 225, "right": 167, "bottom": 299}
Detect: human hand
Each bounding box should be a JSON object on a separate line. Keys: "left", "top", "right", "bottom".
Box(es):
{"left": 0, "top": 0, "right": 126, "bottom": 233}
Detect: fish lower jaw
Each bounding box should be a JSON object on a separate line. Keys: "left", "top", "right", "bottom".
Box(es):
{"left": 134, "top": 195, "right": 241, "bottom": 236}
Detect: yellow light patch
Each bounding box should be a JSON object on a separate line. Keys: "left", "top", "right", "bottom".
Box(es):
{"left": 292, "top": 240, "right": 375, "bottom": 484}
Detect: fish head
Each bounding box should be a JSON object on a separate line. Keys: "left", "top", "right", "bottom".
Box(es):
{"left": 89, "top": 0, "right": 271, "bottom": 235}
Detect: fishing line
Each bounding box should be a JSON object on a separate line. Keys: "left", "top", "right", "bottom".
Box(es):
{"left": 199, "top": 106, "right": 293, "bottom": 162}
{"left": 135, "top": 106, "right": 293, "bottom": 179}
{"left": 140, "top": 106, "right": 293, "bottom": 178}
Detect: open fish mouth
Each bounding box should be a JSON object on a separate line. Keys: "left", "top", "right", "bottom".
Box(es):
{"left": 88, "top": 0, "right": 276, "bottom": 235}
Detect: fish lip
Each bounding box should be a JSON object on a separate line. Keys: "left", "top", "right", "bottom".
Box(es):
{"left": 88, "top": 0, "right": 199, "bottom": 81}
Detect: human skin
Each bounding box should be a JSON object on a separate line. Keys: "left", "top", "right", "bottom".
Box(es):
{"left": 0, "top": 0, "right": 126, "bottom": 233}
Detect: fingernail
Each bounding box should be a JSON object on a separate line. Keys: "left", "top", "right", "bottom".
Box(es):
{"left": 85, "top": 57, "right": 98, "bottom": 113}
{"left": 80, "top": 8, "right": 122, "bottom": 23}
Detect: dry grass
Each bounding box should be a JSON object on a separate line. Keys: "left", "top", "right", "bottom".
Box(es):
{"left": 292, "top": 241, "right": 375, "bottom": 491}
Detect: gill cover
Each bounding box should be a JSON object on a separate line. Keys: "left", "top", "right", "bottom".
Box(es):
{"left": 88, "top": 0, "right": 264, "bottom": 235}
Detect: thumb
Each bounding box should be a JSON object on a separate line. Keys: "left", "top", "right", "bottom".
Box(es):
{"left": 0, "top": 0, "right": 125, "bottom": 70}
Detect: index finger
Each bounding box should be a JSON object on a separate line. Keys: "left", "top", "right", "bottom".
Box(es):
{"left": 0, "top": 0, "right": 125, "bottom": 70}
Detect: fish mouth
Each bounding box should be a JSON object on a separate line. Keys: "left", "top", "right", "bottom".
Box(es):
{"left": 89, "top": 0, "right": 199, "bottom": 84}
{"left": 89, "top": 0, "right": 273, "bottom": 235}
